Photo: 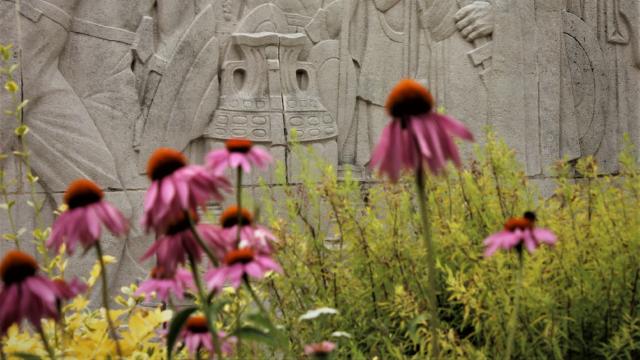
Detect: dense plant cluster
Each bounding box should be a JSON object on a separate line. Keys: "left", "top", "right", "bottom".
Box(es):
{"left": 259, "top": 136, "right": 640, "bottom": 359}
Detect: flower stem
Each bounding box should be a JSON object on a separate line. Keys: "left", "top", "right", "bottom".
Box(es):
{"left": 415, "top": 169, "right": 440, "bottom": 359}
{"left": 187, "top": 253, "right": 223, "bottom": 359}
{"left": 0, "top": 171, "right": 19, "bottom": 250}
{"left": 95, "top": 242, "right": 123, "bottom": 359}
{"left": 37, "top": 325, "right": 56, "bottom": 360}
{"left": 505, "top": 250, "right": 525, "bottom": 359}
{"left": 187, "top": 213, "right": 219, "bottom": 266}
{"left": 244, "top": 278, "right": 268, "bottom": 316}
{"left": 236, "top": 168, "right": 243, "bottom": 244}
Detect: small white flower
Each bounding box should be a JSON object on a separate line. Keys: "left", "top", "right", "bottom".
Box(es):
{"left": 331, "top": 331, "right": 352, "bottom": 338}
{"left": 298, "top": 307, "right": 339, "bottom": 321}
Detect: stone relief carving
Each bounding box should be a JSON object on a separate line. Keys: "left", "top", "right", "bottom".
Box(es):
{"left": 603, "top": 0, "right": 640, "bottom": 169}
{"left": 136, "top": 5, "right": 220, "bottom": 172}
{"left": 1, "top": 0, "right": 639, "bottom": 285}
{"left": 205, "top": 31, "right": 337, "bottom": 182}
{"left": 5, "top": 0, "right": 123, "bottom": 192}
{"left": 3, "top": 0, "right": 637, "bottom": 190}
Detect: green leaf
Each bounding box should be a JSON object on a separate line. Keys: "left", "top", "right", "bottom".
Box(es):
{"left": 407, "top": 313, "right": 428, "bottom": 344}
{"left": 16, "top": 99, "right": 29, "bottom": 112}
{"left": 166, "top": 306, "right": 197, "bottom": 360}
{"left": 0, "top": 44, "right": 11, "bottom": 61}
{"left": 4, "top": 80, "right": 18, "bottom": 93}
{"left": 8, "top": 63, "right": 18, "bottom": 73}
{"left": 234, "top": 314, "right": 287, "bottom": 348}
{"left": 14, "top": 124, "right": 29, "bottom": 137}
{"left": 33, "top": 227, "right": 50, "bottom": 241}
{"left": 232, "top": 326, "right": 277, "bottom": 346}
{"left": 2, "top": 233, "right": 16, "bottom": 241}
{"left": 247, "top": 313, "right": 274, "bottom": 331}
{"left": 27, "top": 173, "right": 39, "bottom": 184}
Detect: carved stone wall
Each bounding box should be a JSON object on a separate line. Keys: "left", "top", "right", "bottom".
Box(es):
{"left": 1, "top": 0, "right": 639, "bottom": 289}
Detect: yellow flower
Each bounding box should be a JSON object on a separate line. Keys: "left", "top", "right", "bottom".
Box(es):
{"left": 3, "top": 325, "right": 45, "bottom": 357}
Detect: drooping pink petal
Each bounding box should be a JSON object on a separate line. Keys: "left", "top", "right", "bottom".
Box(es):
{"left": 438, "top": 113, "right": 474, "bottom": 141}
{"left": 532, "top": 228, "right": 557, "bottom": 245}
{"left": 144, "top": 181, "right": 159, "bottom": 212}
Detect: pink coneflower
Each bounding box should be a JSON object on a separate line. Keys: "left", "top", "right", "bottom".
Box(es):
{"left": 47, "top": 179, "right": 128, "bottom": 254}
{"left": 217, "top": 206, "right": 277, "bottom": 253}
{"left": 483, "top": 212, "right": 557, "bottom": 257}
{"left": 205, "top": 247, "right": 281, "bottom": 291}
{"left": 142, "top": 148, "right": 230, "bottom": 233}
{"left": 369, "top": 79, "right": 474, "bottom": 181}
{"left": 181, "top": 315, "right": 236, "bottom": 357}
{"left": 0, "top": 251, "right": 61, "bottom": 335}
{"left": 52, "top": 278, "right": 87, "bottom": 301}
{"left": 141, "top": 211, "right": 225, "bottom": 272}
{"left": 304, "top": 341, "right": 336, "bottom": 358}
{"left": 206, "top": 138, "right": 272, "bottom": 174}
{"left": 135, "top": 266, "right": 194, "bottom": 302}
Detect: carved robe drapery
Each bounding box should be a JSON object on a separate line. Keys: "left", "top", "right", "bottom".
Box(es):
{"left": 2, "top": 0, "right": 122, "bottom": 191}
{"left": 308, "top": 0, "right": 426, "bottom": 166}
{"left": 424, "top": 0, "right": 591, "bottom": 175}
{"left": 604, "top": 0, "right": 640, "bottom": 164}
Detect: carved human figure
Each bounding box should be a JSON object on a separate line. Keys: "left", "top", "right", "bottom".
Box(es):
{"left": 61, "top": 0, "right": 216, "bottom": 178}
{"left": 604, "top": 0, "right": 640, "bottom": 163}
{"left": 424, "top": 1, "right": 590, "bottom": 175}
{"left": 307, "top": 0, "right": 428, "bottom": 168}
{"left": 50, "top": 0, "right": 220, "bottom": 295}
{"left": 0, "top": 0, "right": 125, "bottom": 192}
{"left": 421, "top": 1, "right": 495, "bottom": 159}
{"left": 0, "top": 0, "right": 140, "bottom": 296}
{"left": 212, "top": 0, "right": 269, "bottom": 38}
{"left": 58, "top": 0, "right": 149, "bottom": 189}
{"left": 60, "top": 0, "right": 212, "bottom": 295}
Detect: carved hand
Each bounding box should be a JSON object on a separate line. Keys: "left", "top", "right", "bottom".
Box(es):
{"left": 454, "top": 1, "right": 494, "bottom": 42}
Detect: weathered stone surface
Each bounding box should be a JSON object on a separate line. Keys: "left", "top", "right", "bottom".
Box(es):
{"left": 1, "top": 0, "right": 639, "bottom": 289}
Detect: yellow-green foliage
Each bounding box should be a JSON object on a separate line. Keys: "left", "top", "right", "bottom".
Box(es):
{"left": 2, "top": 255, "right": 174, "bottom": 359}
{"left": 257, "top": 133, "right": 640, "bottom": 359}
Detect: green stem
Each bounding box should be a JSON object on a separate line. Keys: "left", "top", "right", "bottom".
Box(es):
{"left": 95, "top": 243, "right": 123, "bottom": 359}
{"left": 4, "top": 57, "right": 44, "bottom": 240}
{"left": 187, "top": 253, "right": 223, "bottom": 359}
{"left": 53, "top": 318, "right": 59, "bottom": 352}
{"left": 415, "top": 169, "right": 440, "bottom": 359}
{"left": 187, "top": 213, "right": 219, "bottom": 266}
{"left": 37, "top": 325, "right": 56, "bottom": 360}
{"left": 505, "top": 250, "right": 524, "bottom": 359}
{"left": 236, "top": 168, "right": 243, "bottom": 244}
{"left": 0, "top": 172, "right": 19, "bottom": 249}
{"left": 243, "top": 278, "right": 268, "bottom": 316}
{"left": 0, "top": 57, "right": 20, "bottom": 249}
